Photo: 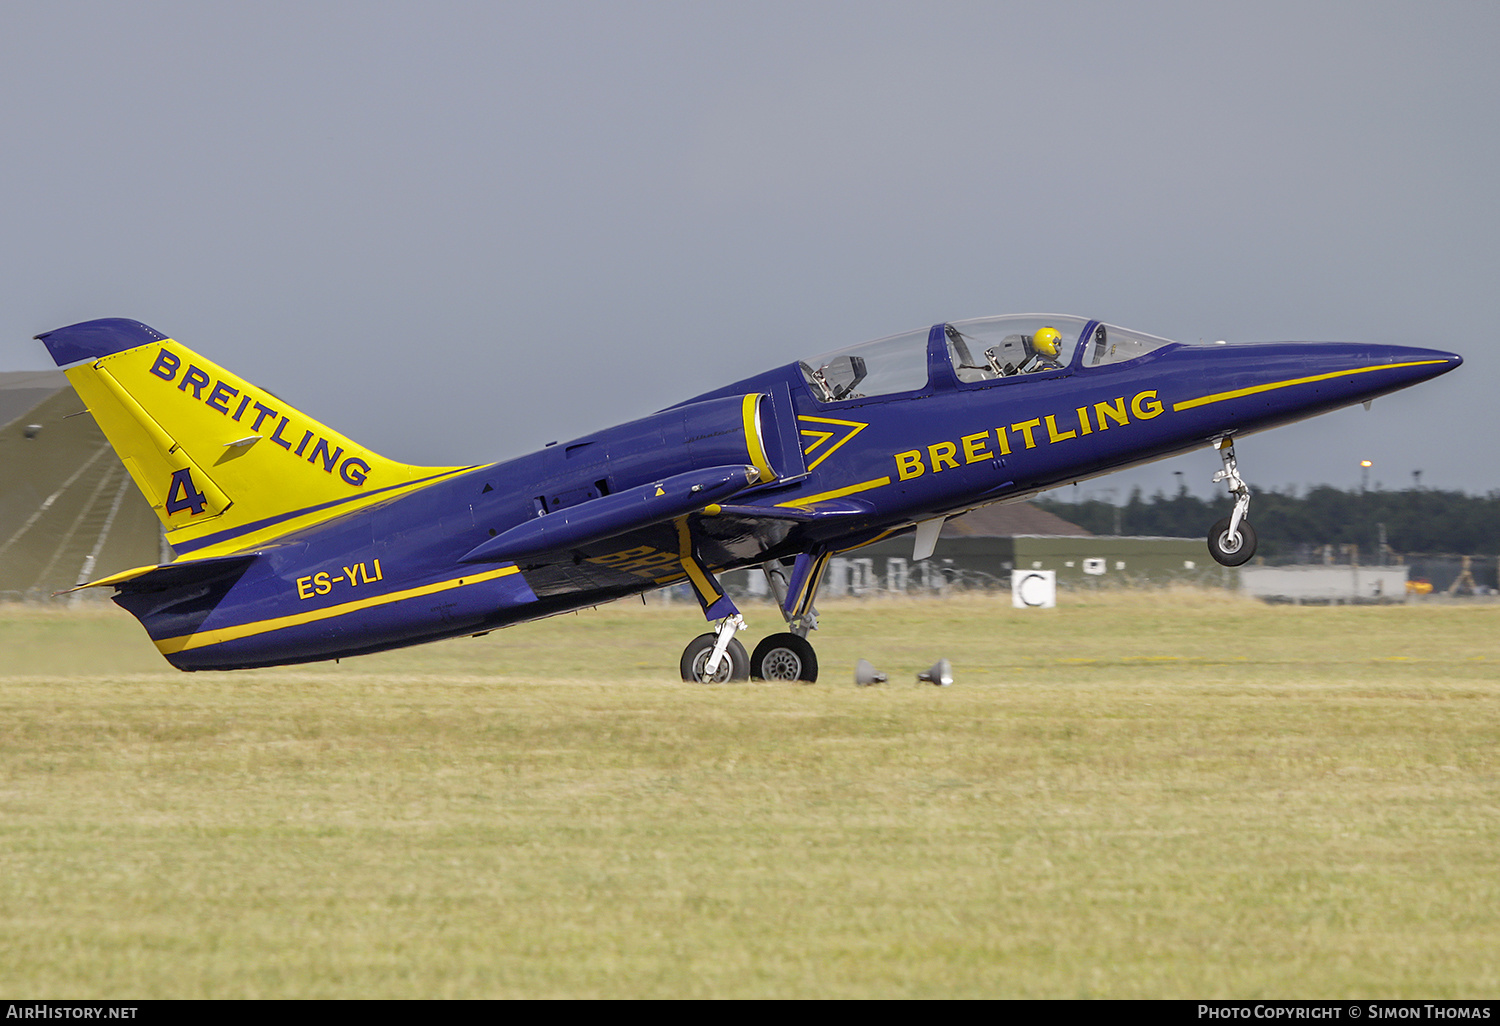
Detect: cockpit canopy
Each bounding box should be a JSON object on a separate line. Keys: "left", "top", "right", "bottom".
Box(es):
{"left": 799, "top": 314, "right": 1179, "bottom": 403}
{"left": 799, "top": 327, "right": 931, "bottom": 403}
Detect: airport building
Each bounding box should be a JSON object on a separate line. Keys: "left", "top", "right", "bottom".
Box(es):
{"left": 710, "top": 502, "right": 1225, "bottom": 600}
{"left": 823, "top": 503, "right": 1226, "bottom": 595}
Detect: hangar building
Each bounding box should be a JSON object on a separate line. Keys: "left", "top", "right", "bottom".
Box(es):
{"left": 835, "top": 502, "right": 1227, "bottom": 593}
{"left": 708, "top": 502, "right": 1224, "bottom": 599}
{"left": 0, "top": 371, "right": 164, "bottom": 602}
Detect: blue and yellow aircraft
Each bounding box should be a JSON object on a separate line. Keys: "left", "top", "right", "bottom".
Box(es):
{"left": 36, "top": 314, "right": 1460, "bottom": 681}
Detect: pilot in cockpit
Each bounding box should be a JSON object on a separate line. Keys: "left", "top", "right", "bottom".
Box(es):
{"left": 1018, "top": 326, "right": 1064, "bottom": 374}
{"left": 959, "top": 324, "right": 1067, "bottom": 378}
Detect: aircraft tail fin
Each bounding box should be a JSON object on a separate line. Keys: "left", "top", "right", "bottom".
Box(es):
{"left": 37, "top": 319, "right": 469, "bottom": 556}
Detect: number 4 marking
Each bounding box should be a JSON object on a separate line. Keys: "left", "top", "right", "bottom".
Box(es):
{"left": 165, "top": 468, "right": 209, "bottom": 516}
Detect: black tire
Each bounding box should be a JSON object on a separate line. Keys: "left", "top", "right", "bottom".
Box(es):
{"left": 1207, "top": 516, "right": 1257, "bottom": 567}
{"left": 750, "top": 633, "right": 819, "bottom": 683}
{"left": 680, "top": 633, "right": 750, "bottom": 683}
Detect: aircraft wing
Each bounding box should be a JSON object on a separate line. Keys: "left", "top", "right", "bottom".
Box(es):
{"left": 505, "top": 499, "right": 879, "bottom": 601}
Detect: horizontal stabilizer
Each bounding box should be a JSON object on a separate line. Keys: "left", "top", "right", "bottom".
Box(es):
{"left": 36, "top": 318, "right": 168, "bottom": 366}
{"left": 462, "top": 465, "right": 761, "bottom": 564}
{"left": 69, "top": 551, "right": 262, "bottom": 593}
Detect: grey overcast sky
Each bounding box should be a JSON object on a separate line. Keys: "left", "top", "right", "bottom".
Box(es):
{"left": 2, "top": 1, "right": 1495, "bottom": 501}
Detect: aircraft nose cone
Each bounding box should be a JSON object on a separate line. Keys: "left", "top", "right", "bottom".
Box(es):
{"left": 1424, "top": 348, "right": 1462, "bottom": 370}
{"left": 1369, "top": 344, "right": 1462, "bottom": 383}
{"left": 1344, "top": 344, "right": 1463, "bottom": 406}
{"left": 1173, "top": 340, "right": 1462, "bottom": 425}
{"left": 1323, "top": 342, "right": 1462, "bottom": 406}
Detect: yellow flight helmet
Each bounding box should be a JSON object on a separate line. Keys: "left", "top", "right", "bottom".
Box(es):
{"left": 1033, "top": 326, "right": 1062, "bottom": 359}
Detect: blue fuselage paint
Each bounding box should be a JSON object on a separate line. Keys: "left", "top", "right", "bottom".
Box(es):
{"left": 123, "top": 330, "right": 1459, "bottom": 670}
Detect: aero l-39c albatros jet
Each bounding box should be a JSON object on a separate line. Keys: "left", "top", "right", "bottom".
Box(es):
{"left": 35, "top": 315, "right": 1460, "bottom": 681}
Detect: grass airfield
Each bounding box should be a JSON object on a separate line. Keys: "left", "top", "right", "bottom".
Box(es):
{"left": 1, "top": 591, "right": 1497, "bottom": 999}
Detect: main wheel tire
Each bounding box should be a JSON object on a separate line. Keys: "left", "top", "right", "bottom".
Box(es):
{"left": 750, "top": 633, "right": 819, "bottom": 683}
{"left": 1207, "top": 516, "right": 1257, "bottom": 567}
{"left": 680, "top": 633, "right": 750, "bottom": 683}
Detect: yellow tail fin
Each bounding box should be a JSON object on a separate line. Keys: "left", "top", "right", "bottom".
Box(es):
{"left": 38, "top": 319, "right": 470, "bottom": 557}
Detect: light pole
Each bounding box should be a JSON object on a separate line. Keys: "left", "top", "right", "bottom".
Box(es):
{"left": 1097, "top": 488, "right": 1122, "bottom": 535}
{"left": 1360, "top": 460, "right": 1372, "bottom": 493}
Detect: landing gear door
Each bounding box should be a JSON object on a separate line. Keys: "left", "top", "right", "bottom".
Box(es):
{"left": 760, "top": 381, "right": 809, "bottom": 485}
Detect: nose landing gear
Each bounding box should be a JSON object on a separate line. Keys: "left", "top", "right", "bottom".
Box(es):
{"left": 1208, "top": 437, "right": 1257, "bottom": 566}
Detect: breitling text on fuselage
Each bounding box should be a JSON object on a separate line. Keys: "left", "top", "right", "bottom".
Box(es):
{"left": 891, "top": 388, "right": 1165, "bottom": 479}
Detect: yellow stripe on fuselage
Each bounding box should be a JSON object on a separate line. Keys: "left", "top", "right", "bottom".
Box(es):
{"left": 1171, "top": 360, "right": 1451, "bottom": 413}
{"left": 837, "top": 528, "right": 901, "bottom": 553}
{"left": 154, "top": 565, "right": 520, "bottom": 654}
{"left": 776, "top": 476, "right": 891, "bottom": 508}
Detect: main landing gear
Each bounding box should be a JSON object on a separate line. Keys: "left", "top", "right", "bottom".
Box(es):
{"left": 750, "top": 633, "right": 818, "bottom": 684}
{"left": 1207, "top": 437, "right": 1257, "bottom": 567}
{"left": 680, "top": 624, "right": 749, "bottom": 683}
{"left": 678, "top": 553, "right": 827, "bottom": 683}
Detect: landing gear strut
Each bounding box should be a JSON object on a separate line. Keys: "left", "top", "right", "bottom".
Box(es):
{"left": 1208, "top": 437, "right": 1257, "bottom": 566}
{"left": 675, "top": 543, "right": 828, "bottom": 683}
{"left": 680, "top": 626, "right": 749, "bottom": 682}
{"left": 748, "top": 555, "right": 825, "bottom": 682}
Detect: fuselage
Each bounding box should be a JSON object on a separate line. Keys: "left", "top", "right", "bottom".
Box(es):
{"left": 110, "top": 318, "right": 1459, "bottom": 670}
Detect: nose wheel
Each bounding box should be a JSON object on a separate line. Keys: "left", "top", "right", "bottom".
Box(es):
{"left": 1208, "top": 438, "right": 1257, "bottom": 566}
{"left": 1207, "top": 515, "right": 1257, "bottom": 566}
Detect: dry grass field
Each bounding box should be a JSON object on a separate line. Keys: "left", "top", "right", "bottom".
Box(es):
{"left": 1, "top": 590, "right": 1496, "bottom": 998}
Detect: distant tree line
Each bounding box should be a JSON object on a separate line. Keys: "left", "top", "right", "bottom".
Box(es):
{"left": 1035, "top": 486, "right": 1500, "bottom": 557}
